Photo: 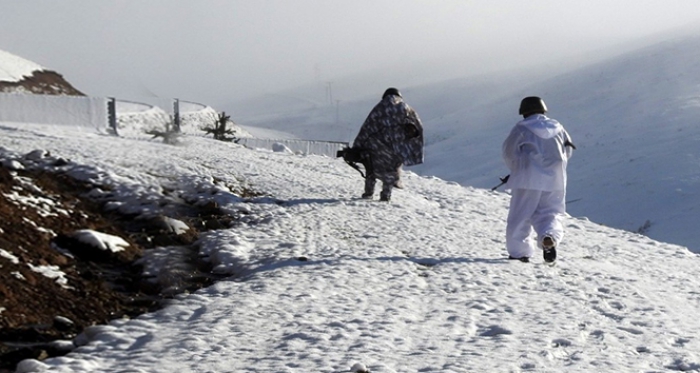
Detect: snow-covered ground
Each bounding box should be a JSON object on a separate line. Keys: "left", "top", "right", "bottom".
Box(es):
{"left": 234, "top": 31, "right": 700, "bottom": 253}
{"left": 2, "top": 122, "right": 700, "bottom": 373}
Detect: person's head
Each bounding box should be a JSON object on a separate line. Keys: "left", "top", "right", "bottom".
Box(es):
{"left": 519, "top": 96, "right": 547, "bottom": 118}
{"left": 382, "top": 87, "right": 402, "bottom": 99}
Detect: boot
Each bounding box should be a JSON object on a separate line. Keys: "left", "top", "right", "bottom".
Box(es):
{"left": 542, "top": 236, "right": 557, "bottom": 263}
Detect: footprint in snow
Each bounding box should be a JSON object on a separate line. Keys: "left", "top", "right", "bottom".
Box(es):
{"left": 551, "top": 338, "right": 573, "bottom": 347}
{"left": 478, "top": 325, "right": 513, "bottom": 337}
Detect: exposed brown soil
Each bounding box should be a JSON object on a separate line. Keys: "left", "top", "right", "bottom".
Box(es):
{"left": 0, "top": 70, "right": 84, "bottom": 96}
{"left": 0, "top": 163, "right": 243, "bottom": 372}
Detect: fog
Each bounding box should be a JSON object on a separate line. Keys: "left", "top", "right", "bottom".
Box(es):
{"left": 2, "top": 0, "right": 700, "bottom": 110}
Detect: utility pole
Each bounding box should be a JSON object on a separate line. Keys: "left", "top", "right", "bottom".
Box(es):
{"left": 326, "top": 82, "right": 333, "bottom": 105}
{"left": 107, "top": 97, "right": 118, "bottom": 136}
{"left": 335, "top": 100, "right": 340, "bottom": 125}
{"left": 173, "top": 98, "right": 181, "bottom": 132}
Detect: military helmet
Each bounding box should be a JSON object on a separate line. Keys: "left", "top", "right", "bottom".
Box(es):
{"left": 519, "top": 96, "right": 547, "bottom": 115}
{"left": 382, "top": 87, "right": 402, "bottom": 99}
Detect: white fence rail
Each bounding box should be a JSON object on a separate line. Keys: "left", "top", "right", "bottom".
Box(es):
{"left": 237, "top": 138, "right": 348, "bottom": 158}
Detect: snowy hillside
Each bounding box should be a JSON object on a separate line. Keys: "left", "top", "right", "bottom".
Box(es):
{"left": 0, "top": 49, "right": 44, "bottom": 82}
{"left": 420, "top": 32, "right": 700, "bottom": 252}
{"left": 2, "top": 121, "right": 700, "bottom": 372}
{"left": 234, "top": 32, "right": 700, "bottom": 253}
{"left": 232, "top": 67, "right": 538, "bottom": 143}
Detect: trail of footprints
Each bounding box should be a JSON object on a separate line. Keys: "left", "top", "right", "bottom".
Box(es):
{"left": 404, "top": 254, "right": 700, "bottom": 371}
{"left": 545, "top": 263, "right": 700, "bottom": 371}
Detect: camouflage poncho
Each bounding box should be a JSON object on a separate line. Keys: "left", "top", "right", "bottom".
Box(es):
{"left": 352, "top": 95, "right": 424, "bottom": 166}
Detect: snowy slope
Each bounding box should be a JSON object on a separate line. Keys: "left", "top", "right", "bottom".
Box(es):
{"left": 418, "top": 33, "right": 700, "bottom": 251}
{"left": 234, "top": 32, "right": 700, "bottom": 253}
{"left": 0, "top": 49, "right": 44, "bottom": 82}
{"left": 1, "top": 122, "right": 700, "bottom": 372}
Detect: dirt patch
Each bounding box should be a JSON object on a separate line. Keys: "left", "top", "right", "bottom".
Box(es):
{"left": 0, "top": 164, "right": 246, "bottom": 372}
{"left": 0, "top": 70, "right": 84, "bottom": 96}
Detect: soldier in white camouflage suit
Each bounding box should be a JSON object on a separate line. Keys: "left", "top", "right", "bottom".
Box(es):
{"left": 502, "top": 96, "right": 575, "bottom": 263}
{"left": 352, "top": 88, "right": 424, "bottom": 202}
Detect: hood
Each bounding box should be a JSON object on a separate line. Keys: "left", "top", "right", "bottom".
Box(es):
{"left": 383, "top": 94, "right": 403, "bottom": 105}
{"left": 517, "top": 114, "right": 562, "bottom": 139}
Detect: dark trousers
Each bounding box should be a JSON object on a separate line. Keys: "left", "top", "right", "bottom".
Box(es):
{"left": 364, "top": 154, "right": 401, "bottom": 199}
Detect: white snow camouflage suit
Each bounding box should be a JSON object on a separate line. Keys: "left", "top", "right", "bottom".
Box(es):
{"left": 352, "top": 94, "right": 424, "bottom": 200}
{"left": 502, "top": 113, "right": 574, "bottom": 259}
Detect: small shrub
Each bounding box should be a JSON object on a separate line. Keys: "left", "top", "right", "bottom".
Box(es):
{"left": 145, "top": 116, "right": 182, "bottom": 145}
{"left": 202, "top": 112, "right": 239, "bottom": 142}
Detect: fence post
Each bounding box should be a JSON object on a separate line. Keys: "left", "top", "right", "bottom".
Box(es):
{"left": 173, "top": 98, "right": 181, "bottom": 132}
{"left": 107, "top": 97, "right": 119, "bottom": 136}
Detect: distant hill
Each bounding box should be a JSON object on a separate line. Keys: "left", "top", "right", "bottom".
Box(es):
{"left": 411, "top": 32, "right": 700, "bottom": 252}
{"left": 0, "top": 49, "right": 84, "bottom": 95}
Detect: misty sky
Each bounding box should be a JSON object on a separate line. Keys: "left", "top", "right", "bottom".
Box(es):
{"left": 2, "top": 0, "right": 700, "bottom": 111}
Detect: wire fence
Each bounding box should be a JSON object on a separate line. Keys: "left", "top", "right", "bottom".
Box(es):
{"left": 0, "top": 92, "right": 347, "bottom": 158}
{"left": 0, "top": 92, "right": 107, "bottom": 129}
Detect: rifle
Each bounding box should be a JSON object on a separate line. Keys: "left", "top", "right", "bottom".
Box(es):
{"left": 337, "top": 147, "right": 372, "bottom": 179}
{"left": 490, "top": 175, "right": 510, "bottom": 191}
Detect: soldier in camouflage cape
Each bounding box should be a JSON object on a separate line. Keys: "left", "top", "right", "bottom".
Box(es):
{"left": 352, "top": 87, "right": 424, "bottom": 201}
